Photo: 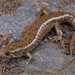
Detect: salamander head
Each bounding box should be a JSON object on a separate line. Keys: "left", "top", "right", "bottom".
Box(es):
{"left": 0, "top": 49, "right": 11, "bottom": 59}
{"left": 0, "top": 49, "right": 21, "bottom": 59}
{"left": 0, "top": 42, "right": 24, "bottom": 59}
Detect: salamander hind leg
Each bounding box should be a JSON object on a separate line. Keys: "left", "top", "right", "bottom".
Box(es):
{"left": 23, "top": 52, "right": 33, "bottom": 65}
{"left": 48, "top": 22, "right": 63, "bottom": 42}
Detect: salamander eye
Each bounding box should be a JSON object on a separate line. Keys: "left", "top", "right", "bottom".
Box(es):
{"left": 5, "top": 51, "right": 10, "bottom": 56}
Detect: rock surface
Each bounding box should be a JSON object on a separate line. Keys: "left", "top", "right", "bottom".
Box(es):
{"left": 0, "top": 0, "right": 75, "bottom": 75}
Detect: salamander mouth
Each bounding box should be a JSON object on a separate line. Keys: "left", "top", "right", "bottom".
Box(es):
{"left": 0, "top": 54, "right": 10, "bottom": 59}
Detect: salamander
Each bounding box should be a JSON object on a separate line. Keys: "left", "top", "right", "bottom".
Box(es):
{"left": 0, "top": 7, "right": 75, "bottom": 65}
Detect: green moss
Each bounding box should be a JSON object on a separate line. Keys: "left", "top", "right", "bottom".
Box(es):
{"left": 0, "top": 0, "right": 21, "bottom": 15}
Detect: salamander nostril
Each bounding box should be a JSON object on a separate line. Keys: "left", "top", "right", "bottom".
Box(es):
{"left": 5, "top": 51, "right": 10, "bottom": 56}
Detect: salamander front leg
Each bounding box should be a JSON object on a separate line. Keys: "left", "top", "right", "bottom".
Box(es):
{"left": 23, "top": 52, "right": 33, "bottom": 65}
{"left": 37, "top": 4, "right": 50, "bottom": 17}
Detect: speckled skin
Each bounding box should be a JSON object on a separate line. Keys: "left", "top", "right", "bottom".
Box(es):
{"left": 0, "top": 12, "right": 75, "bottom": 60}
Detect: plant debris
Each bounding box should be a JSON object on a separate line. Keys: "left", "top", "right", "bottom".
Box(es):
{"left": 47, "top": 23, "right": 75, "bottom": 55}
{"left": 0, "top": 0, "right": 22, "bottom": 16}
